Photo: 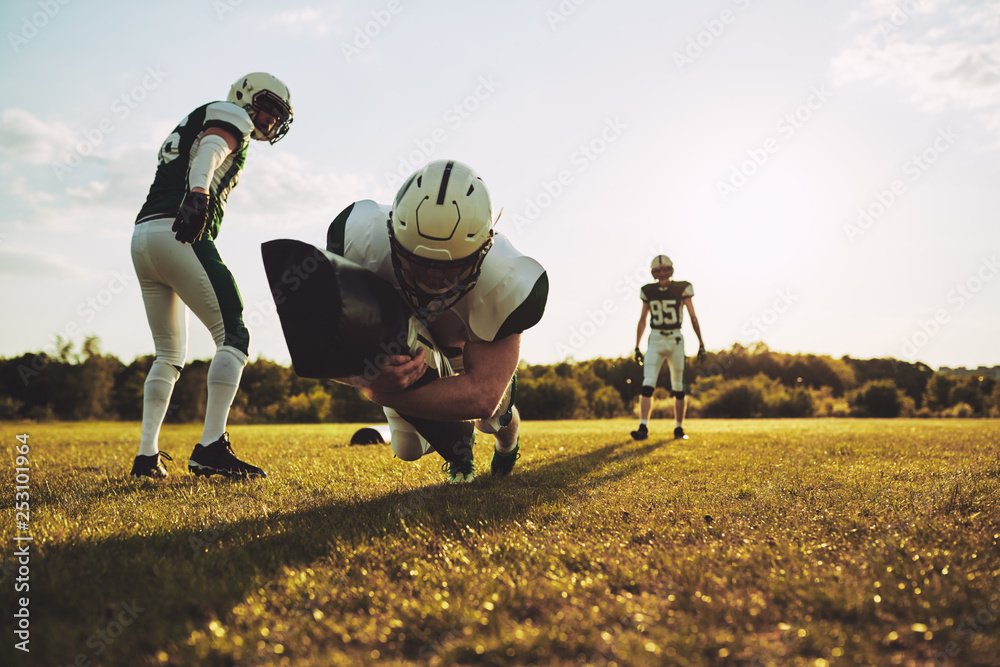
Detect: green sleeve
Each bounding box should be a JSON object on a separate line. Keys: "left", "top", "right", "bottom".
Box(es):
{"left": 494, "top": 271, "right": 548, "bottom": 340}
{"left": 326, "top": 202, "right": 354, "bottom": 256}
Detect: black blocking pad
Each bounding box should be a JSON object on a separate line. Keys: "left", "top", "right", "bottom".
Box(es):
{"left": 261, "top": 239, "right": 410, "bottom": 379}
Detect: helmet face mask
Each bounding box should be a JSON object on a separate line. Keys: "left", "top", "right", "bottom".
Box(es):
{"left": 650, "top": 254, "right": 673, "bottom": 282}
{"left": 651, "top": 265, "right": 673, "bottom": 281}
{"left": 228, "top": 73, "right": 293, "bottom": 144}
{"left": 389, "top": 160, "right": 494, "bottom": 313}
{"left": 389, "top": 226, "right": 491, "bottom": 312}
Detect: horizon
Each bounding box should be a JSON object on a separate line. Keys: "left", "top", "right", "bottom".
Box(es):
{"left": 6, "top": 332, "right": 998, "bottom": 377}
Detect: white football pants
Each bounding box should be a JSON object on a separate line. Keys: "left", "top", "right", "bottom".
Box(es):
{"left": 385, "top": 375, "right": 516, "bottom": 461}
{"left": 642, "top": 329, "right": 686, "bottom": 393}
{"left": 131, "top": 218, "right": 249, "bottom": 451}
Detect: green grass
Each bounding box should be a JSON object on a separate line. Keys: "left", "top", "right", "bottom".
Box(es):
{"left": 1, "top": 419, "right": 998, "bottom": 666}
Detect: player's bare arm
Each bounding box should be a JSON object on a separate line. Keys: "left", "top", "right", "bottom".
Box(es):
{"left": 368, "top": 333, "right": 521, "bottom": 422}
{"left": 684, "top": 297, "right": 703, "bottom": 345}
{"left": 684, "top": 297, "right": 707, "bottom": 362}
{"left": 635, "top": 302, "right": 650, "bottom": 349}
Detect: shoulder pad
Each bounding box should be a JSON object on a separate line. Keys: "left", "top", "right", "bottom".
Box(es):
{"left": 335, "top": 200, "right": 395, "bottom": 284}
{"left": 204, "top": 101, "right": 254, "bottom": 142}
{"left": 466, "top": 235, "right": 547, "bottom": 341}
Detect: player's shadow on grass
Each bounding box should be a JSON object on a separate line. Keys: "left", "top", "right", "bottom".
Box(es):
{"left": 29, "top": 439, "right": 658, "bottom": 665}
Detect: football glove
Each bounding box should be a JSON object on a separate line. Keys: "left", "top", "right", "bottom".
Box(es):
{"left": 172, "top": 191, "right": 211, "bottom": 244}
{"left": 697, "top": 343, "right": 707, "bottom": 364}
{"left": 634, "top": 347, "right": 644, "bottom": 366}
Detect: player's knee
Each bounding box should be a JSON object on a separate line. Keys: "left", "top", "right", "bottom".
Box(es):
{"left": 640, "top": 386, "right": 655, "bottom": 398}
{"left": 222, "top": 323, "right": 250, "bottom": 356}
{"left": 153, "top": 347, "right": 185, "bottom": 368}
{"left": 671, "top": 390, "right": 686, "bottom": 399}
{"left": 475, "top": 418, "right": 497, "bottom": 435}
{"left": 390, "top": 431, "right": 425, "bottom": 461}
{"left": 150, "top": 328, "right": 186, "bottom": 367}
{"left": 150, "top": 358, "right": 182, "bottom": 378}
{"left": 478, "top": 397, "right": 515, "bottom": 435}
{"left": 217, "top": 345, "right": 249, "bottom": 367}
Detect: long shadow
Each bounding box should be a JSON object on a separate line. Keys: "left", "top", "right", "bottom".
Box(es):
{"left": 25, "top": 437, "right": 663, "bottom": 666}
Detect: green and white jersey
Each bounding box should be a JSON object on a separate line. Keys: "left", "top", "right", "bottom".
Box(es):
{"left": 641, "top": 280, "right": 694, "bottom": 331}
{"left": 327, "top": 199, "right": 548, "bottom": 348}
{"left": 135, "top": 101, "right": 253, "bottom": 240}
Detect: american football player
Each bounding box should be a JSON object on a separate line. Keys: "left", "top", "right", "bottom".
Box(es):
{"left": 631, "top": 255, "right": 705, "bottom": 441}
{"left": 328, "top": 160, "right": 548, "bottom": 483}
{"left": 129, "top": 72, "right": 293, "bottom": 480}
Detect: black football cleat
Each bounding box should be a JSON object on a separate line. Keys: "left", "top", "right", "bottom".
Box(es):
{"left": 490, "top": 440, "right": 520, "bottom": 477}
{"left": 442, "top": 457, "right": 476, "bottom": 484}
{"left": 630, "top": 424, "right": 648, "bottom": 441}
{"left": 130, "top": 451, "right": 173, "bottom": 479}
{"left": 674, "top": 426, "right": 688, "bottom": 440}
{"left": 188, "top": 433, "right": 266, "bottom": 479}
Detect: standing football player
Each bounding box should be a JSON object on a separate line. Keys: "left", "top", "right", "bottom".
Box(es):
{"left": 631, "top": 255, "right": 705, "bottom": 441}
{"left": 129, "top": 73, "right": 293, "bottom": 479}
{"left": 328, "top": 160, "right": 548, "bottom": 483}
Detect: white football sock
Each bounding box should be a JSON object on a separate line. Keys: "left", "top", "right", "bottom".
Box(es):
{"left": 200, "top": 346, "right": 248, "bottom": 446}
{"left": 138, "top": 360, "right": 181, "bottom": 456}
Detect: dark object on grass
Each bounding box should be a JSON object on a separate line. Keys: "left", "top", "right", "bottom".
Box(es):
{"left": 350, "top": 425, "right": 391, "bottom": 446}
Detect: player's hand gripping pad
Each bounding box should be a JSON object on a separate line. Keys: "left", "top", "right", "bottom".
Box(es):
{"left": 261, "top": 239, "right": 410, "bottom": 378}
{"left": 406, "top": 316, "right": 453, "bottom": 379}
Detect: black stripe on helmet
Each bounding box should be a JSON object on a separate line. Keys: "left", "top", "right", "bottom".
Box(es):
{"left": 435, "top": 161, "right": 455, "bottom": 205}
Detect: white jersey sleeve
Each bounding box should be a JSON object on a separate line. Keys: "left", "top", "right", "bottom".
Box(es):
{"left": 328, "top": 199, "right": 397, "bottom": 283}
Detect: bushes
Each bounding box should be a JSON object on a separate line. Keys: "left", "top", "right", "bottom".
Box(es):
{"left": 777, "top": 387, "right": 816, "bottom": 418}
{"left": 849, "top": 379, "right": 904, "bottom": 417}
{"left": 700, "top": 377, "right": 767, "bottom": 418}
{"left": 696, "top": 374, "right": 817, "bottom": 418}
{"left": 943, "top": 402, "right": 975, "bottom": 418}
{"left": 589, "top": 385, "right": 625, "bottom": 419}
{"left": 517, "top": 365, "right": 628, "bottom": 420}
{"left": 0, "top": 337, "right": 995, "bottom": 422}
{"left": 693, "top": 373, "right": 987, "bottom": 420}
{"left": 517, "top": 370, "right": 586, "bottom": 420}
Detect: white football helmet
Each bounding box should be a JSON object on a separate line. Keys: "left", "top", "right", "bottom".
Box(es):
{"left": 651, "top": 254, "right": 674, "bottom": 278}
{"left": 227, "top": 72, "right": 293, "bottom": 144}
{"left": 388, "top": 160, "right": 494, "bottom": 313}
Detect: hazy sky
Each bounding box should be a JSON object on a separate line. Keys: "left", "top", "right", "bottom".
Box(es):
{"left": 1, "top": 0, "right": 998, "bottom": 371}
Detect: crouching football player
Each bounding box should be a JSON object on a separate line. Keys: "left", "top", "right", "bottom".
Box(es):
{"left": 329, "top": 160, "right": 548, "bottom": 483}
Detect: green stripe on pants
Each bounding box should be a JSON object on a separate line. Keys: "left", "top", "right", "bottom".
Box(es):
{"left": 192, "top": 238, "right": 250, "bottom": 355}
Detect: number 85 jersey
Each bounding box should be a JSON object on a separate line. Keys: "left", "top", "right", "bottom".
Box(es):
{"left": 641, "top": 281, "right": 694, "bottom": 332}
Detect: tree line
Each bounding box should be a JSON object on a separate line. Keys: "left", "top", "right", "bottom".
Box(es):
{"left": 1, "top": 337, "right": 997, "bottom": 423}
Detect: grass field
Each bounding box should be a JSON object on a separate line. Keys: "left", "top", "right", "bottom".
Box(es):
{"left": 1, "top": 419, "right": 998, "bottom": 666}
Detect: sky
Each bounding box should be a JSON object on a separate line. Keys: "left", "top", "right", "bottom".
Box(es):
{"left": 1, "top": 0, "right": 998, "bottom": 372}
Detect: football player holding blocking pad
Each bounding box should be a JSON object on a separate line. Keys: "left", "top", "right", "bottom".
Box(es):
{"left": 329, "top": 160, "right": 548, "bottom": 484}
{"left": 129, "top": 73, "right": 293, "bottom": 480}
{"left": 631, "top": 255, "right": 705, "bottom": 441}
